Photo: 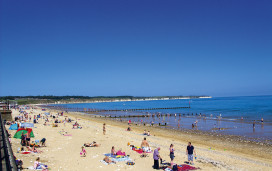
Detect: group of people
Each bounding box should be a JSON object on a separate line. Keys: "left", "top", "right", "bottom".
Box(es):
{"left": 143, "top": 130, "right": 151, "bottom": 136}
{"left": 153, "top": 142, "right": 196, "bottom": 170}
{"left": 9, "top": 107, "right": 50, "bottom": 170}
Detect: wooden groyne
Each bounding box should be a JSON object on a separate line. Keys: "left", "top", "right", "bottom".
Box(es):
{"left": 91, "top": 106, "right": 190, "bottom": 112}
{"left": 43, "top": 105, "right": 190, "bottom": 113}
{"left": 93, "top": 112, "right": 200, "bottom": 118}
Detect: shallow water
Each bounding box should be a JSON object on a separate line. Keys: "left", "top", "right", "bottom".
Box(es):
{"left": 51, "top": 95, "right": 272, "bottom": 141}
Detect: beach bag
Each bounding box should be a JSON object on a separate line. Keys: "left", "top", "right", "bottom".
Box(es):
{"left": 127, "top": 161, "right": 135, "bottom": 165}
{"left": 173, "top": 164, "right": 178, "bottom": 171}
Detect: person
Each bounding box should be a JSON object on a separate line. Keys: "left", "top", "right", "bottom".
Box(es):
{"left": 147, "top": 131, "right": 150, "bottom": 136}
{"left": 141, "top": 137, "right": 150, "bottom": 157}
{"left": 103, "top": 156, "right": 116, "bottom": 164}
{"left": 40, "top": 138, "right": 46, "bottom": 147}
{"left": 186, "top": 142, "right": 196, "bottom": 165}
{"left": 34, "top": 157, "right": 46, "bottom": 170}
{"left": 26, "top": 131, "right": 31, "bottom": 146}
{"left": 127, "top": 126, "right": 131, "bottom": 131}
{"left": 80, "top": 146, "right": 87, "bottom": 157}
{"left": 103, "top": 123, "right": 106, "bottom": 135}
{"left": 111, "top": 146, "right": 116, "bottom": 155}
{"left": 30, "top": 141, "right": 40, "bottom": 147}
{"left": 261, "top": 118, "right": 264, "bottom": 124}
{"left": 170, "top": 144, "right": 175, "bottom": 164}
{"left": 84, "top": 141, "right": 100, "bottom": 147}
{"left": 21, "top": 132, "right": 26, "bottom": 145}
{"left": 253, "top": 120, "right": 256, "bottom": 129}
{"left": 27, "top": 146, "right": 42, "bottom": 153}
{"left": 153, "top": 147, "right": 162, "bottom": 169}
{"left": 143, "top": 130, "right": 147, "bottom": 135}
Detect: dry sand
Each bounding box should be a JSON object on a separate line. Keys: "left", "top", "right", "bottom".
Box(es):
{"left": 8, "top": 107, "right": 272, "bottom": 171}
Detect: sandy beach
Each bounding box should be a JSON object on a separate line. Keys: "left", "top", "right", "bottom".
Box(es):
{"left": 8, "top": 107, "right": 272, "bottom": 171}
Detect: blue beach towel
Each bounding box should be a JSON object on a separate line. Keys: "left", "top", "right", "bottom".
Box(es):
{"left": 9, "top": 124, "right": 18, "bottom": 130}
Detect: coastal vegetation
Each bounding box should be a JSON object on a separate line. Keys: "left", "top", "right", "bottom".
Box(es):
{"left": 0, "top": 95, "right": 211, "bottom": 105}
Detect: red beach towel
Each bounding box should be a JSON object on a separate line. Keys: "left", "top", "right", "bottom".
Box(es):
{"left": 178, "top": 164, "right": 198, "bottom": 170}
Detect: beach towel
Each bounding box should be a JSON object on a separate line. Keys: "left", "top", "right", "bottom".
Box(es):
{"left": 104, "top": 153, "right": 117, "bottom": 158}
{"left": 27, "top": 166, "right": 49, "bottom": 170}
{"left": 178, "top": 164, "right": 198, "bottom": 171}
{"left": 21, "top": 122, "right": 34, "bottom": 128}
{"left": 9, "top": 124, "right": 18, "bottom": 130}
{"left": 100, "top": 160, "right": 114, "bottom": 165}
{"left": 132, "top": 148, "right": 152, "bottom": 154}
{"left": 27, "top": 166, "right": 43, "bottom": 170}
{"left": 112, "top": 156, "right": 131, "bottom": 162}
{"left": 104, "top": 153, "right": 131, "bottom": 162}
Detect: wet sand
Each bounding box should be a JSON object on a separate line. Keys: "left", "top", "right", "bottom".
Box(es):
{"left": 8, "top": 107, "right": 272, "bottom": 171}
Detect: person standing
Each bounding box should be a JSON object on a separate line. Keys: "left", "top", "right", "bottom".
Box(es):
{"left": 103, "top": 123, "right": 106, "bottom": 135}
{"left": 186, "top": 142, "right": 196, "bottom": 165}
{"left": 141, "top": 137, "right": 150, "bottom": 157}
{"left": 153, "top": 147, "right": 162, "bottom": 169}
{"left": 170, "top": 144, "right": 175, "bottom": 165}
{"left": 26, "top": 131, "right": 31, "bottom": 146}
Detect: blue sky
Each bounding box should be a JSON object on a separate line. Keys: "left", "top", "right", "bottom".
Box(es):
{"left": 1, "top": 0, "right": 272, "bottom": 97}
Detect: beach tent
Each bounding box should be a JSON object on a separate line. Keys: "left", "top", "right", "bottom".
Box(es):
{"left": 13, "top": 128, "right": 34, "bottom": 139}
{"left": 9, "top": 124, "right": 18, "bottom": 130}
{"left": 44, "top": 112, "right": 50, "bottom": 115}
{"left": 20, "top": 122, "right": 34, "bottom": 128}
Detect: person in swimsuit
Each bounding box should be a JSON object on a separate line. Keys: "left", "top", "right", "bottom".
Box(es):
{"left": 84, "top": 141, "right": 100, "bottom": 147}
{"left": 103, "top": 156, "right": 116, "bottom": 164}
{"left": 80, "top": 146, "right": 87, "bottom": 157}
{"left": 170, "top": 144, "right": 175, "bottom": 164}
{"left": 141, "top": 137, "right": 150, "bottom": 157}
{"left": 111, "top": 146, "right": 116, "bottom": 155}
{"left": 26, "top": 132, "right": 31, "bottom": 146}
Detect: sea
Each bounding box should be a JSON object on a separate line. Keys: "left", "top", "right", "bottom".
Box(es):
{"left": 50, "top": 95, "right": 272, "bottom": 142}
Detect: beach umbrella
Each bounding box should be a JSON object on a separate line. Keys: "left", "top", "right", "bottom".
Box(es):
{"left": 13, "top": 128, "right": 34, "bottom": 139}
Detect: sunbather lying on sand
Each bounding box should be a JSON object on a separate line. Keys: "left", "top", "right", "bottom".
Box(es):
{"left": 27, "top": 146, "right": 43, "bottom": 153}
{"left": 103, "top": 156, "right": 116, "bottom": 164}
{"left": 84, "top": 141, "right": 100, "bottom": 147}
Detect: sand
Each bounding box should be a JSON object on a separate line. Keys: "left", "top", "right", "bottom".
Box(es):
{"left": 7, "top": 107, "right": 272, "bottom": 171}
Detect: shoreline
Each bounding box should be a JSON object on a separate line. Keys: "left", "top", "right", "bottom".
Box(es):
{"left": 45, "top": 104, "right": 272, "bottom": 143}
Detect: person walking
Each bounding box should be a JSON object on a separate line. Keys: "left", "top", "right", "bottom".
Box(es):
{"left": 186, "top": 142, "right": 196, "bottom": 165}
{"left": 103, "top": 123, "right": 106, "bottom": 135}
{"left": 170, "top": 144, "right": 175, "bottom": 165}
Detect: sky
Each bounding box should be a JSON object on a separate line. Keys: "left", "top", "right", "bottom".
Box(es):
{"left": 0, "top": 0, "right": 272, "bottom": 97}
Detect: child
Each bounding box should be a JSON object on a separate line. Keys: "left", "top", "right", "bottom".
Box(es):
{"left": 80, "top": 146, "right": 87, "bottom": 157}
{"left": 34, "top": 157, "right": 47, "bottom": 170}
